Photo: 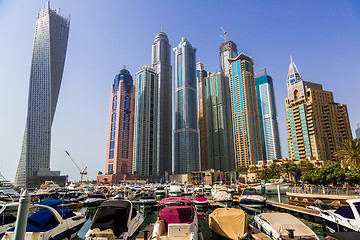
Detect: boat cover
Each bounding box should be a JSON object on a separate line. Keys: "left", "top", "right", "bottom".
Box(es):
{"left": 158, "top": 206, "right": 193, "bottom": 226}
{"left": 209, "top": 208, "right": 248, "bottom": 240}
{"left": 159, "top": 197, "right": 192, "bottom": 205}
{"left": 261, "top": 212, "right": 317, "bottom": 238}
{"left": 194, "top": 198, "right": 208, "bottom": 203}
{"left": 326, "top": 232, "right": 360, "bottom": 240}
{"left": 0, "top": 213, "right": 16, "bottom": 225}
{"left": 91, "top": 204, "right": 130, "bottom": 237}
{"left": 38, "top": 199, "right": 68, "bottom": 207}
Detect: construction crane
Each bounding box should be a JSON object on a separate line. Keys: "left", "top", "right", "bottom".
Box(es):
{"left": 65, "top": 150, "right": 87, "bottom": 184}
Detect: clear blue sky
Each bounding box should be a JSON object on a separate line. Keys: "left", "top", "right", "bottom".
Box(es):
{"left": 0, "top": 0, "right": 359, "bottom": 182}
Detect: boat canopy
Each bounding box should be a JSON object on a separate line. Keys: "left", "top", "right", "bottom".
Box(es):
{"left": 38, "top": 199, "right": 68, "bottom": 207}
{"left": 158, "top": 206, "right": 193, "bottom": 226}
{"left": 0, "top": 213, "right": 16, "bottom": 225}
{"left": 91, "top": 200, "right": 132, "bottom": 237}
{"left": 209, "top": 208, "right": 248, "bottom": 239}
{"left": 159, "top": 197, "right": 192, "bottom": 205}
{"left": 261, "top": 213, "right": 317, "bottom": 238}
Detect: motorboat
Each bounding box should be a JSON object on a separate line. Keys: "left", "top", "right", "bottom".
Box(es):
{"left": 0, "top": 188, "right": 19, "bottom": 198}
{"left": 254, "top": 212, "right": 319, "bottom": 240}
{"left": 169, "top": 185, "right": 182, "bottom": 197}
{"left": 239, "top": 188, "right": 266, "bottom": 208}
{"left": 320, "top": 199, "right": 360, "bottom": 232}
{"left": 61, "top": 191, "right": 87, "bottom": 202}
{"left": 324, "top": 232, "right": 360, "bottom": 240}
{"left": 253, "top": 180, "right": 290, "bottom": 195}
{"left": 155, "top": 186, "right": 166, "bottom": 196}
{"left": 139, "top": 196, "right": 157, "bottom": 209}
{"left": 209, "top": 208, "right": 248, "bottom": 239}
{"left": 84, "top": 194, "right": 106, "bottom": 208}
{"left": 211, "top": 185, "right": 232, "bottom": 208}
{"left": 151, "top": 197, "right": 199, "bottom": 240}
{"left": 3, "top": 204, "right": 87, "bottom": 240}
{"left": 0, "top": 204, "right": 16, "bottom": 236}
{"left": 193, "top": 194, "right": 209, "bottom": 211}
{"left": 85, "top": 200, "right": 144, "bottom": 240}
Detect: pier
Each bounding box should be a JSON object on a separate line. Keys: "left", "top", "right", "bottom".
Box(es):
{"left": 266, "top": 200, "right": 322, "bottom": 223}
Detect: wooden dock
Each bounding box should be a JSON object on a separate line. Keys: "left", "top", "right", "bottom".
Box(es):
{"left": 266, "top": 200, "right": 322, "bottom": 223}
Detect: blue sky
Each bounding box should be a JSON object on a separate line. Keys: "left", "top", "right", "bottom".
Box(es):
{"left": 0, "top": 0, "right": 359, "bottom": 181}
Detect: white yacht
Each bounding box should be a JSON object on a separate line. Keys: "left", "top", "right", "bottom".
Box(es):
{"left": 211, "top": 185, "right": 232, "bottom": 208}
{"left": 85, "top": 200, "right": 144, "bottom": 240}
{"left": 169, "top": 185, "right": 182, "bottom": 197}
{"left": 320, "top": 199, "right": 360, "bottom": 232}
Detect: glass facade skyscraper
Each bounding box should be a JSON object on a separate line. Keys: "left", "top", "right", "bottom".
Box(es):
{"left": 151, "top": 32, "right": 172, "bottom": 175}
{"left": 133, "top": 66, "right": 159, "bottom": 176}
{"left": 255, "top": 68, "right": 282, "bottom": 160}
{"left": 229, "top": 54, "right": 263, "bottom": 167}
{"left": 105, "top": 69, "right": 135, "bottom": 175}
{"left": 173, "top": 38, "right": 200, "bottom": 173}
{"left": 14, "top": 2, "right": 70, "bottom": 188}
{"left": 219, "top": 41, "right": 238, "bottom": 77}
{"left": 206, "top": 72, "right": 235, "bottom": 171}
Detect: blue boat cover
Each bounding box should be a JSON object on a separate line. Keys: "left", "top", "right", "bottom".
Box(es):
{"left": 38, "top": 199, "right": 68, "bottom": 207}
{"left": 8, "top": 208, "right": 75, "bottom": 232}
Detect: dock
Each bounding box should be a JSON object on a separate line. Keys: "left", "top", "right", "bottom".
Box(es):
{"left": 266, "top": 200, "right": 322, "bottom": 223}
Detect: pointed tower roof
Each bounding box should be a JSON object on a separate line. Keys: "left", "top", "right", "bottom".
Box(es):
{"left": 287, "top": 56, "right": 303, "bottom": 87}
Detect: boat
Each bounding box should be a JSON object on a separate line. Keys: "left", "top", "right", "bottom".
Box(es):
{"left": 155, "top": 186, "right": 166, "bottom": 196}
{"left": 85, "top": 200, "right": 144, "bottom": 240}
{"left": 84, "top": 194, "right": 106, "bottom": 208}
{"left": 193, "top": 194, "right": 209, "bottom": 211}
{"left": 320, "top": 199, "right": 360, "bottom": 232}
{"left": 324, "top": 232, "right": 360, "bottom": 240}
{"left": 0, "top": 188, "right": 20, "bottom": 198}
{"left": 209, "top": 208, "right": 248, "bottom": 240}
{"left": 239, "top": 188, "right": 266, "bottom": 208}
{"left": 253, "top": 180, "right": 290, "bottom": 195}
{"left": 0, "top": 204, "right": 16, "bottom": 236}
{"left": 151, "top": 197, "right": 199, "bottom": 240}
{"left": 211, "top": 185, "right": 232, "bottom": 208}
{"left": 139, "top": 196, "right": 157, "bottom": 209}
{"left": 169, "top": 185, "right": 182, "bottom": 197}
{"left": 254, "top": 212, "right": 319, "bottom": 240}
{"left": 3, "top": 204, "right": 87, "bottom": 240}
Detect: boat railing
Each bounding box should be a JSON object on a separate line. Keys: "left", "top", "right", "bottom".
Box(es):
{"left": 287, "top": 186, "right": 360, "bottom": 195}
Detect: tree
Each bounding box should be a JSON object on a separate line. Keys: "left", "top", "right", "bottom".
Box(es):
{"left": 98, "top": 171, "right": 103, "bottom": 175}
{"left": 336, "top": 139, "right": 360, "bottom": 170}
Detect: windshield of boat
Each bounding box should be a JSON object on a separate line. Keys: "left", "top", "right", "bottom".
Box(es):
{"left": 334, "top": 203, "right": 360, "bottom": 219}
{"left": 90, "top": 195, "right": 105, "bottom": 199}
{"left": 91, "top": 206, "right": 129, "bottom": 237}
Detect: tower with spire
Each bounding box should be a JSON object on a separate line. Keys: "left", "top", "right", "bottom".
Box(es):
{"left": 287, "top": 56, "right": 303, "bottom": 88}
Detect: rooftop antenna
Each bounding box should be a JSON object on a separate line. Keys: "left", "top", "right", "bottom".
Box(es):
{"left": 161, "top": 26, "right": 163, "bottom": 32}
{"left": 220, "top": 27, "right": 227, "bottom": 42}
{"left": 123, "top": 65, "right": 126, "bottom": 69}
{"left": 290, "top": 55, "right": 293, "bottom": 63}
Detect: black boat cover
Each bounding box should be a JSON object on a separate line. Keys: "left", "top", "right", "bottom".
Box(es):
{"left": 91, "top": 200, "right": 131, "bottom": 237}
{"left": 326, "top": 232, "right": 360, "bottom": 240}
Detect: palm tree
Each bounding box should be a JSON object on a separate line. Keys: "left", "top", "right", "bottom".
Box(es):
{"left": 336, "top": 139, "right": 360, "bottom": 170}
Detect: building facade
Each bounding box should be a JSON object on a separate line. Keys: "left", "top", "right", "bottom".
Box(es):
{"left": 219, "top": 41, "right": 238, "bottom": 77}
{"left": 151, "top": 32, "right": 172, "bottom": 175}
{"left": 133, "top": 66, "right": 159, "bottom": 176}
{"left": 356, "top": 124, "right": 360, "bottom": 139}
{"left": 287, "top": 56, "right": 303, "bottom": 88}
{"left": 14, "top": 2, "right": 70, "bottom": 188}
{"left": 285, "top": 59, "right": 352, "bottom": 162}
{"left": 228, "top": 54, "right": 263, "bottom": 167}
{"left": 105, "top": 69, "right": 135, "bottom": 176}
{"left": 196, "top": 62, "right": 208, "bottom": 170}
{"left": 173, "top": 38, "right": 200, "bottom": 173}
{"left": 205, "top": 72, "right": 235, "bottom": 171}
{"left": 255, "top": 68, "right": 282, "bottom": 160}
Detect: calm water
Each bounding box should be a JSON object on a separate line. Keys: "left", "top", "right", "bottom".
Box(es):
{"left": 75, "top": 193, "right": 325, "bottom": 240}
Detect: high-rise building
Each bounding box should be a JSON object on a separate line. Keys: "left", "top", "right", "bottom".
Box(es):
{"left": 356, "top": 124, "right": 360, "bottom": 139}
{"left": 14, "top": 2, "right": 70, "bottom": 188}
{"left": 219, "top": 40, "right": 238, "bottom": 77}
{"left": 228, "top": 54, "right": 263, "bottom": 167}
{"left": 196, "top": 62, "right": 208, "bottom": 170}
{"left": 206, "top": 72, "right": 235, "bottom": 171}
{"left": 105, "top": 69, "right": 135, "bottom": 176}
{"left": 255, "top": 68, "right": 282, "bottom": 160}
{"left": 287, "top": 56, "right": 303, "bottom": 88}
{"left": 173, "top": 38, "right": 200, "bottom": 173}
{"left": 133, "top": 66, "right": 159, "bottom": 176}
{"left": 285, "top": 58, "right": 352, "bottom": 162}
{"left": 151, "top": 32, "right": 172, "bottom": 175}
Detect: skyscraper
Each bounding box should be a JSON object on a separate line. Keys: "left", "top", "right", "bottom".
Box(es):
{"left": 133, "top": 66, "right": 159, "bottom": 176}
{"left": 14, "top": 2, "right": 70, "bottom": 188}
{"left": 206, "top": 72, "right": 235, "bottom": 171}
{"left": 285, "top": 58, "right": 352, "bottom": 162}
{"left": 356, "top": 124, "right": 360, "bottom": 139}
{"left": 287, "top": 56, "right": 303, "bottom": 88}
{"left": 196, "top": 62, "right": 208, "bottom": 170}
{"left": 228, "top": 54, "right": 263, "bottom": 167}
{"left": 105, "top": 69, "right": 135, "bottom": 176}
{"left": 219, "top": 40, "right": 238, "bottom": 77}
{"left": 255, "top": 68, "right": 282, "bottom": 160}
{"left": 173, "top": 38, "right": 200, "bottom": 173}
{"left": 151, "top": 32, "right": 172, "bottom": 175}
